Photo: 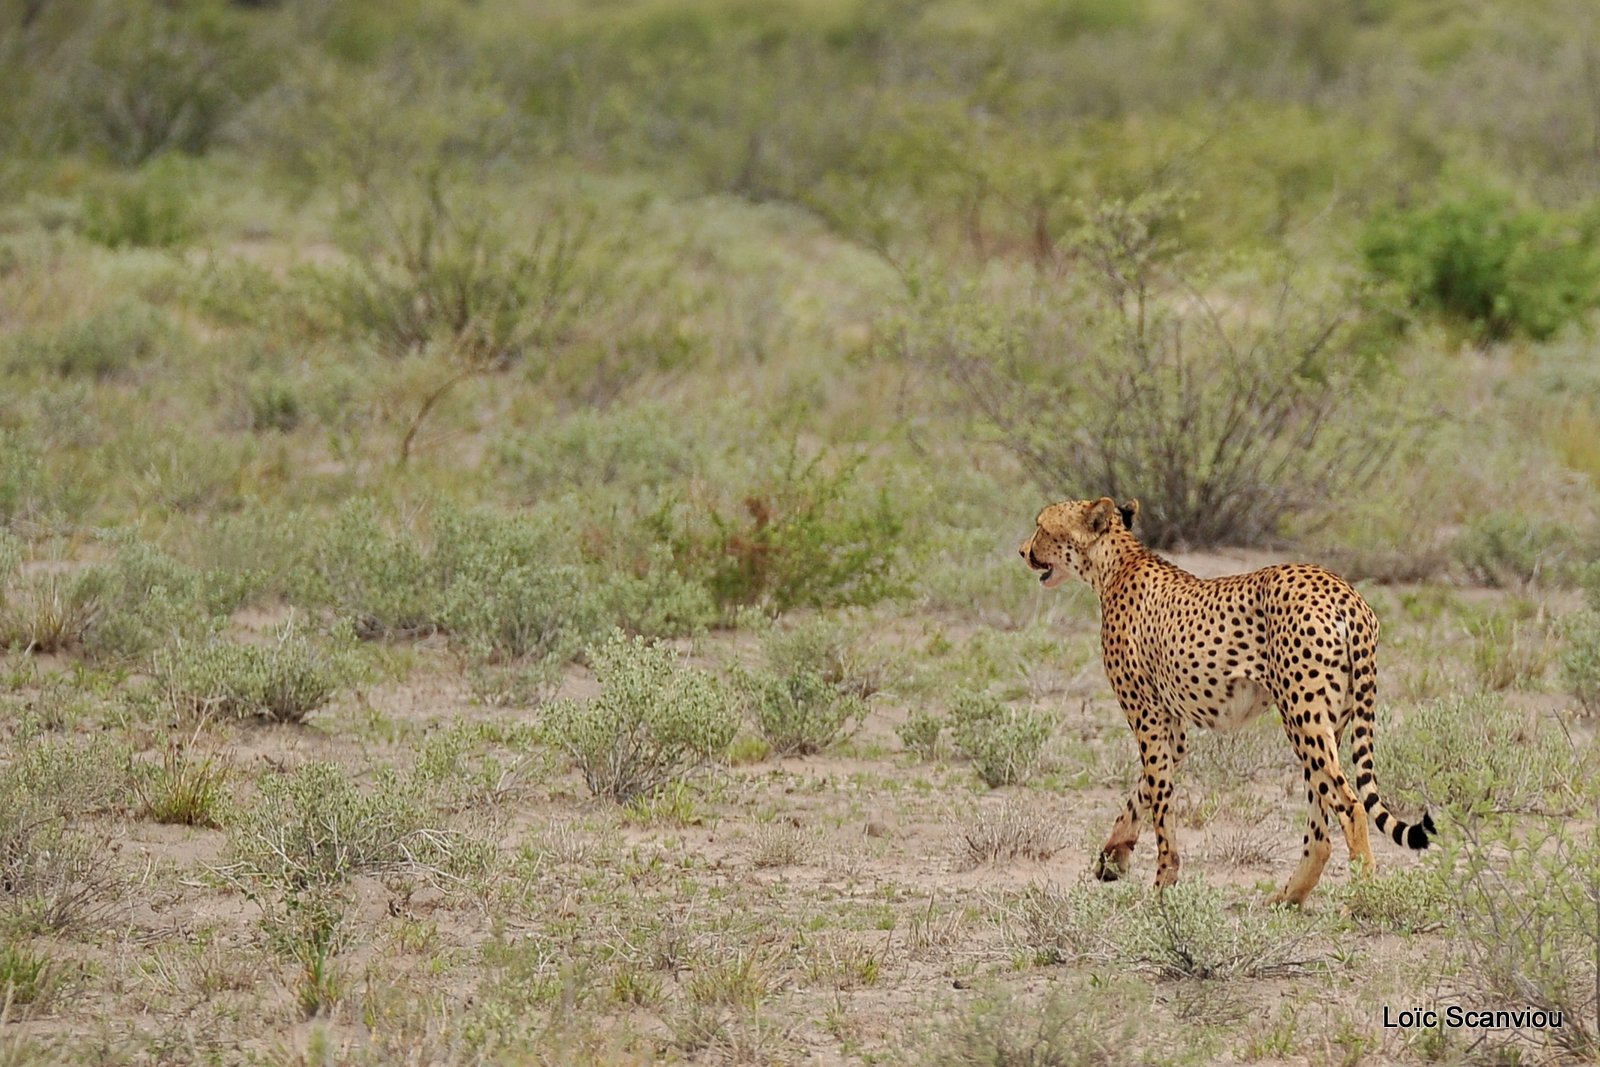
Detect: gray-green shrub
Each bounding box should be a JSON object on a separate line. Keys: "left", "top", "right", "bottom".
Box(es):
{"left": 1438, "top": 815, "right": 1599, "bottom": 1061}
{"left": 227, "top": 761, "right": 490, "bottom": 892}
{"left": 1563, "top": 564, "right": 1600, "bottom": 714}
{"left": 4, "top": 300, "right": 173, "bottom": 380}
{"left": 544, "top": 631, "right": 738, "bottom": 802}
{"left": 947, "top": 689, "right": 1051, "bottom": 788}
{"left": 1382, "top": 694, "right": 1585, "bottom": 815}
{"left": 739, "top": 618, "right": 875, "bottom": 757}
{"left": 153, "top": 619, "right": 352, "bottom": 723}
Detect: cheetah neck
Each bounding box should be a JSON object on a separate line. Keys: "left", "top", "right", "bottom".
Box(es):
{"left": 1082, "top": 530, "right": 1160, "bottom": 599}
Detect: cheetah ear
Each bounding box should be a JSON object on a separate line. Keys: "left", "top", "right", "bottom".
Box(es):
{"left": 1086, "top": 497, "right": 1117, "bottom": 536}
{"left": 1118, "top": 499, "right": 1139, "bottom": 531}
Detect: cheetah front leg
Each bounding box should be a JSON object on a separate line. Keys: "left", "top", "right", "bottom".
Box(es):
{"left": 1096, "top": 713, "right": 1185, "bottom": 887}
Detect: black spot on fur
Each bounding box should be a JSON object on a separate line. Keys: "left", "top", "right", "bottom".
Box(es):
{"left": 1406, "top": 822, "right": 1430, "bottom": 849}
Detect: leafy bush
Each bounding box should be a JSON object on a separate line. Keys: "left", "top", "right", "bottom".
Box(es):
{"left": 543, "top": 631, "right": 738, "bottom": 802}
{"left": 1334, "top": 867, "right": 1448, "bottom": 935}
{"left": 946, "top": 689, "right": 1051, "bottom": 788}
{"left": 1383, "top": 694, "right": 1585, "bottom": 815}
{"left": 1362, "top": 185, "right": 1600, "bottom": 342}
{"left": 1468, "top": 610, "right": 1552, "bottom": 691}
{"left": 896, "top": 708, "right": 945, "bottom": 760}
{"left": 4, "top": 299, "right": 173, "bottom": 380}
{"left": 80, "top": 160, "right": 193, "bottom": 248}
{"left": 1438, "top": 815, "right": 1599, "bottom": 1061}
{"left": 738, "top": 618, "right": 875, "bottom": 757}
{"left": 906, "top": 194, "right": 1397, "bottom": 548}
{"left": 1564, "top": 566, "right": 1600, "bottom": 714}
{"left": 647, "top": 446, "right": 902, "bottom": 615}
{"left": 153, "top": 619, "right": 352, "bottom": 723}
{"left": 1453, "top": 512, "right": 1585, "bottom": 587}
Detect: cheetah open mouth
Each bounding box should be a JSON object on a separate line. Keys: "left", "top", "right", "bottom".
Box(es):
{"left": 1037, "top": 566, "right": 1054, "bottom": 584}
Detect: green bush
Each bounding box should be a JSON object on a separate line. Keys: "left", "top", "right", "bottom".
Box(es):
{"left": 896, "top": 708, "right": 945, "bottom": 760}
{"left": 544, "top": 631, "right": 738, "bottom": 802}
{"left": 1453, "top": 512, "right": 1584, "bottom": 587}
{"left": 1438, "top": 816, "right": 1599, "bottom": 1061}
{"left": 5, "top": 299, "right": 173, "bottom": 380}
{"left": 80, "top": 160, "right": 193, "bottom": 248}
{"left": 1007, "top": 880, "right": 1318, "bottom": 979}
{"left": 647, "top": 446, "right": 903, "bottom": 615}
{"left": 1383, "top": 694, "right": 1585, "bottom": 815}
{"left": 738, "top": 618, "right": 875, "bottom": 757}
{"left": 1563, "top": 565, "right": 1600, "bottom": 714}
{"left": 1363, "top": 185, "right": 1600, "bottom": 342}
{"left": 47, "top": 0, "right": 277, "bottom": 164}
{"left": 153, "top": 619, "right": 351, "bottom": 723}
{"left": 946, "top": 689, "right": 1051, "bottom": 788}
{"left": 228, "top": 761, "right": 490, "bottom": 892}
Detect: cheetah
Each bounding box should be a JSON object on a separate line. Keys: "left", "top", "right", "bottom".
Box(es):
{"left": 1019, "top": 497, "right": 1435, "bottom": 905}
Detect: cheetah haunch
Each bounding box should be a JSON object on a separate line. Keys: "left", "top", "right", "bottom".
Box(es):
{"left": 1020, "top": 497, "right": 1435, "bottom": 905}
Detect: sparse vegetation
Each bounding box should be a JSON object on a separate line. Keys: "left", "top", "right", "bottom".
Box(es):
{"left": 0, "top": 0, "right": 1596, "bottom": 1058}
{"left": 953, "top": 799, "right": 1062, "bottom": 868}
{"left": 543, "top": 631, "right": 738, "bottom": 802}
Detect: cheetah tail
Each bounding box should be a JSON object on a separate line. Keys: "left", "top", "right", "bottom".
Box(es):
{"left": 1352, "top": 730, "right": 1437, "bottom": 850}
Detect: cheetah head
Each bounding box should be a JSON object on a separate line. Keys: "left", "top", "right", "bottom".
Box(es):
{"left": 1018, "top": 497, "right": 1139, "bottom": 587}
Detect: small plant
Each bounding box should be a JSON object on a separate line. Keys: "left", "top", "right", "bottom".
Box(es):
{"left": 0, "top": 569, "right": 103, "bottom": 654}
{"left": 953, "top": 799, "right": 1063, "bottom": 868}
{"left": 543, "top": 632, "right": 738, "bottom": 803}
{"left": 80, "top": 162, "right": 193, "bottom": 249}
{"left": 133, "top": 735, "right": 230, "bottom": 827}
{"left": 0, "top": 940, "right": 51, "bottom": 1007}
{"left": 946, "top": 690, "right": 1052, "bottom": 788}
{"left": 896, "top": 708, "right": 945, "bottom": 760}
{"left": 1334, "top": 868, "right": 1448, "bottom": 934}
{"left": 1468, "top": 611, "right": 1552, "bottom": 691}
{"left": 749, "top": 820, "right": 812, "bottom": 869}
{"left": 154, "top": 619, "right": 350, "bottom": 723}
